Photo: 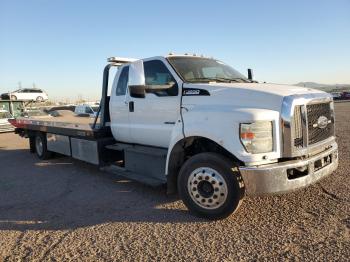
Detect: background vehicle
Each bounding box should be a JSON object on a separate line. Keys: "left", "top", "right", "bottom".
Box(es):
{"left": 1, "top": 88, "right": 48, "bottom": 102}
{"left": 74, "top": 104, "right": 100, "bottom": 117}
{"left": 340, "top": 91, "right": 350, "bottom": 100}
{"left": 0, "top": 110, "right": 14, "bottom": 132}
{"left": 331, "top": 92, "right": 342, "bottom": 100}
{"left": 0, "top": 100, "right": 26, "bottom": 118}
{"left": 10, "top": 55, "right": 339, "bottom": 219}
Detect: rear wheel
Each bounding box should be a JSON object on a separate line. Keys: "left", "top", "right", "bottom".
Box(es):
{"left": 178, "top": 152, "right": 244, "bottom": 219}
{"left": 11, "top": 95, "right": 17, "bottom": 100}
{"left": 35, "top": 132, "right": 52, "bottom": 160}
{"left": 36, "top": 96, "right": 43, "bottom": 102}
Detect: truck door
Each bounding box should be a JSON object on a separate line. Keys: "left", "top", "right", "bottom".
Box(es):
{"left": 128, "top": 59, "right": 180, "bottom": 148}
{"left": 109, "top": 66, "right": 132, "bottom": 143}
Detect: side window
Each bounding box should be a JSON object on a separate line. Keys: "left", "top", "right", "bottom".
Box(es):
{"left": 116, "top": 66, "right": 129, "bottom": 96}
{"left": 144, "top": 60, "right": 178, "bottom": 96}
{"left": 85, "top": 107, "right": 93, "bottom": 114}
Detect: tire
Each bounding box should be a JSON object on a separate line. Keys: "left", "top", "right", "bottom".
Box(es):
{"left": 178, "top": 152, "right": 244, "bottom": 219}
{"left": 11, "top": 95, "right": 17, "bottom": 100}
{"left": 29, "top": 137, "right": 36, "bottom": 153}
{"left": 34, "top": 132, "right": 52, "bottom": 160}
{"left": 36, "top": 96, "right": 43, "bottom": 102}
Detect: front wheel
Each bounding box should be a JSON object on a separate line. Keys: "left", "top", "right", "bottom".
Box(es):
{"left": 36, "top": 96, "right": 43, "bottom": 102}
{"left": 11, "top": 95, "right": 17, "bottom": 100}
{"left": 178, "top": 152, "right": 244, "bottom": 219}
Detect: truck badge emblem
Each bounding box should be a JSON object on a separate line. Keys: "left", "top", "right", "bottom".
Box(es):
{"left": 314, "top": 115, "right": 329, "bottom": 129}
{"left": 183, "top": 89, "right": 200, "bottom": 95}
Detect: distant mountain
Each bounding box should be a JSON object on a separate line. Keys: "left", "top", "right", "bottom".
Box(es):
{"left": 294, "top": 82, "right": 350, "bottom": 92}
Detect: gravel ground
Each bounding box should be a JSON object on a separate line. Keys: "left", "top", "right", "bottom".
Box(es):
{"left": 0, "top": 102, "right": 349, "bottom": 261}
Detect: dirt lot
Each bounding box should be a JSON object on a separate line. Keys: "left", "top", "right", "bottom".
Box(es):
{"left": 0, "top": 103, "right": 349, "bottom": 261}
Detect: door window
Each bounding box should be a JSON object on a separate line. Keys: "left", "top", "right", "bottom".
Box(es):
{"left": 144, "top": 60, "right": 178, "bottom": 96}
{"left": 116, "top": 66, "right": 129, "bottom": 96}
{"left": 85, "top": 107, "right": 93, "bottom": 114}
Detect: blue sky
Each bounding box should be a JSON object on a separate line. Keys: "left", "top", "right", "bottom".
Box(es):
{"left": 0, "top": 0, "right": 349, "bottom": 101}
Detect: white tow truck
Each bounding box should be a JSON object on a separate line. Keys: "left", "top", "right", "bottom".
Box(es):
{"left": 11, "top": 55, "right": 338, "bottom": 219}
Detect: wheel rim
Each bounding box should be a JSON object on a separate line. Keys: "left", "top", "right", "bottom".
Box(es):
{"left": 35, "top": 136, "right": 43, "bottom": 156}
{"left": 37, "top": 96, "right": 43, "bottom": 101}
{"left": 187, "top": 167, "right": 228, "bottom": 210}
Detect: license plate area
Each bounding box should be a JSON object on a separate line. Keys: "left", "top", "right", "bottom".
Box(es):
{"left": 314, "top": 154, "right": 332, "bottom": 172}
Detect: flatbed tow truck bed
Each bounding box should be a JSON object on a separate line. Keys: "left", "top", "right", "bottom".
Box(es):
{"left": 13, "top": 112, "right": 109, "bottom": 139}
{"left": 11, "top": 108, "right": 119, "bottom": 166}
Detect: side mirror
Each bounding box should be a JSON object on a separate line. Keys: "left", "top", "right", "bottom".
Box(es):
{"left": 247, "top": 68, "right": 253, "bottom": 81}
{"left": 129, "top": 60, "right": 146, "bottom": 98}
{"left": 129, "top": 85, "right": 146, "bottom": 98}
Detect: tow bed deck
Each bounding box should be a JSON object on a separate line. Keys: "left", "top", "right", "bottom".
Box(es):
{"left": 14, "top": 113, "right": 111, "bottom": 138}
{"left": 13, "top": 113, "right": 116, "bottom": 165}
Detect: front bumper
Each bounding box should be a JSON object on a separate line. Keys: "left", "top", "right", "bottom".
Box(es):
{"left": 239, "top": 143, "right": 338, "bottom": 196}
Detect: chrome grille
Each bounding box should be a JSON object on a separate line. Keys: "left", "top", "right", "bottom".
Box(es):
{"left": 293, "top": 106, "right": 303, "bottom": 148}
{"left": 282, "top": 93, "right": 335, "bottom": 158}
{"left": 292, "top": 102, "right": 334, "bottom": 150}
{"left": 307, "top": 103, "right": 334, "bottom": 145}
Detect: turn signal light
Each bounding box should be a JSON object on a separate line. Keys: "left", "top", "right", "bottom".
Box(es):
{"left": 240, "top": 132, "right": 255, "bottom": 140}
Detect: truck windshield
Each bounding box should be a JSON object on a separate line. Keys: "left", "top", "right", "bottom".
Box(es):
{"left": 167, "top": 57, "right": 250, "bottom": 83}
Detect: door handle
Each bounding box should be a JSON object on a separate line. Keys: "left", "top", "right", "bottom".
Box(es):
{"left": 129, "top": 101, "right": 134, "bottom": 112}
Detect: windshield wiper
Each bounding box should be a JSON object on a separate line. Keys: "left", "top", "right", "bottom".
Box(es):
{"left": 186, "top": 77, "right": 239, "bottom": 83}
{"left": 221, "top": 77, "right": 253, "bottom": 83}
{"left": 186, "top": 77, "right": 252, "bottom": 83}
{"left": 186, "top": 77, "right": 224, "bottom": 83}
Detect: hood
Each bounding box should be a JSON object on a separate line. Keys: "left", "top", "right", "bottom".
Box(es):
{"left": 183, "top": 82, "right": 324, "bottom": 111}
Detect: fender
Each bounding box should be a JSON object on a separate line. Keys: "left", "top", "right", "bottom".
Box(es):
{"left": 165, "top": 106, "right": 282, "bottom": 175}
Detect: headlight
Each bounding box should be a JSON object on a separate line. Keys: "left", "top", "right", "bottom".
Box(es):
{"left": 240, "top": 121, "right": 273, "bottom": 154}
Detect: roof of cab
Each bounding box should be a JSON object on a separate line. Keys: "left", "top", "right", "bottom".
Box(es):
{"left": 107, "top": 54, "right": 214, "bottom": 64}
